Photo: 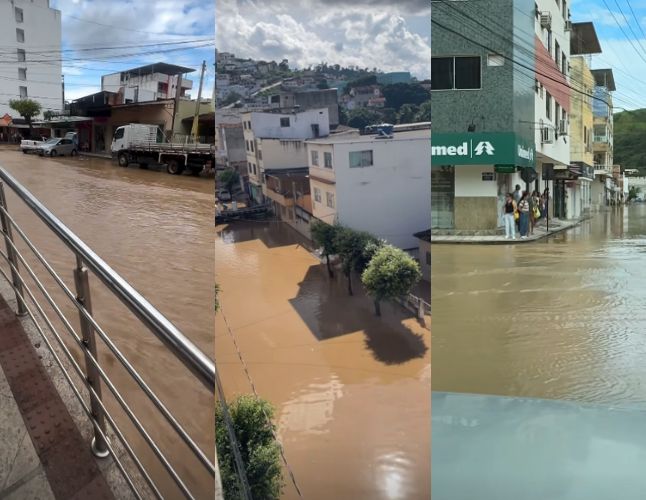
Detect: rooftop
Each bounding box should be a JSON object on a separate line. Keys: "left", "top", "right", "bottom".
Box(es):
{"left": 307, "top": 125, "right": 430, "bottom": 145}
{"left": 108, "top": 62, "right": 195, "bottom": 77}
{"left": 570, "top": 22, "right": 602, "bottom": 55}
{"left": 591, "top": 68, "right": 616, "bottom": 91}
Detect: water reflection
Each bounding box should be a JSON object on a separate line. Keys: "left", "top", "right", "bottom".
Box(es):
{"left": 433, "top": 206, "right": 646, "bottom": 406}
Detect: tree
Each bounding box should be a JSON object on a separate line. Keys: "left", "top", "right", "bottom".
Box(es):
{"left": 380, "top": 107, "right": 398, "bottom": 125}
{"left": 43, "top": 110, "right": 55, "bottom": 121}
{"left": 215, "top": 283, "right": 221, "bottom": 313}
{"left": 311, "top": 220, "right": 339, "bottom": 277}
{"left": 397, "top": 104, "right": 420, "bottom": 124}
{"left": 9, "top": 98, "right": 41, "bottom": 138}
{"left": 414, "top": 100, "right": 431, "bottom": 122}
{"left": 218, "top": 169, "right": 239, "bottom": 196}
{"left": 361, "top": 245, "right": 422, "bottom": 316}
{"left": 334, "top": 227, "right": 378, "bottom": 295}
{"left": 316, "top": 79, "right": 329, "bottom": 90}
{"left": 344, "top": 74, "right": 377, "bottom": 94}
{"left": 347, "top": 108, "right": 382, "bottom": 130}
{"left": 628, "top": 185, "right": 642, "bottom": 201}
{"left": 215, "top": 395, "right": 283, "bottom": 500}
{"left": 338, "top": 107, "right": 349, "bottom": 126}
{"left": 221, "top": 92, "right": 242, "bottom": 107}
{"left": 381, "top": 83, "right": 430, "bottom": 110}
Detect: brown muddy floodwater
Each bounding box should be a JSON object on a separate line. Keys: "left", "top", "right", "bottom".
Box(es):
{"left": 0, "top": 150, "right": 213, "bottom": 498}
{"left": 215, "top": 221, "right": 430, "bottom": 499}
{"left": 433, "top": 207, "right": 646, "bottom": 407}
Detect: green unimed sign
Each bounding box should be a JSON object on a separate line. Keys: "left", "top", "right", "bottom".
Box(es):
{"left": 431, "top": 133, "right": 535, "bottom": 168}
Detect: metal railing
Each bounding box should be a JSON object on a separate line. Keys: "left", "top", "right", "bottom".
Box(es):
{"left": 0, "top": 167, "right": 218, "bottom": 499}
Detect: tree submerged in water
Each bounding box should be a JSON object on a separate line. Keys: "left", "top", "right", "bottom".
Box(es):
{"left": 215, "top": 395, "right": 283, "bottom": 499}
{"left": 361, "top": 244, "right": 421, "bottom": 316}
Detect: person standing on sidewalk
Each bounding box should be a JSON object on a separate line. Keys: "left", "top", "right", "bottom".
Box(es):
{"left": 518, "top": 191, "right": 531, "bottom": 239}
{"left": 503, "top": 193, "right": 517, "bottom": 239}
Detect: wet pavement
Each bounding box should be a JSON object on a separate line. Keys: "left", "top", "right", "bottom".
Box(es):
{"left": 215, "top": 221, "right": 430, "bottom": 499}
{"left": 432, "top": 206, "right": 646, "bottom": 406}
{"left": 0, "top": 150, "right": 213, "bottom": 498}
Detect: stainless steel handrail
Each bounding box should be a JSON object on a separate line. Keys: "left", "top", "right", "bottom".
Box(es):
{"left": 0, "top": 168, "right": 215, "bottom": 388}
{"left": 0, "top": 166, "right": 218, "bottom": 499}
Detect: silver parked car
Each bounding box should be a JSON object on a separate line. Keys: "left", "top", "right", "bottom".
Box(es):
{"left": 38, "top": 138, "right": 78, "bottom": 157}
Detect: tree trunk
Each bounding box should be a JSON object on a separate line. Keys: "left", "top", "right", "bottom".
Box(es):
{"left": 374, "top": 299, "right": 381, "bottom": 316}
{"left": 347, "top": 272, "right": 353, "bottom": 296}
{"left": 325, "top": 254, "right": 333, "bottom": 278}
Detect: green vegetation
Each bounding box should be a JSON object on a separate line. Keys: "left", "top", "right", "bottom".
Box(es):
{"left": 311, "top": 220, "right": 339, "bottom": 277}
{"left": 215, "top": 395, "right": 283, "bottom": 500}
{"left": 334, "top": 227, "right": 381, "bottom": 295}
{"left": 215, "top": 283, "right": 220, "bottom": 313}
{"left": 221, "top": 91, "right": 242, "bottom": 107}
{"left": 628, "top": 186, "right": 642, "bottom": 201}
{"left": 361, "top": 245, "right": 422, "bottom": 316}
{"left": 347, "top": 108, "right": 383, "bottom": 130}
{"left": 218, "top": 169, "right": 239, "bottom": 196}
{"left": 9, "top": 98, "right": 41, "bottom": 138}
{"left": 614, "top": 109, "right": 646, "bottom": 173}
{"left": 381, "top": 83, "right": 430, "bottom": 111}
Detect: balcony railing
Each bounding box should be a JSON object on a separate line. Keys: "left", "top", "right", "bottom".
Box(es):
{"left": 0, "top": 167, "right": 224, "bottom": 499}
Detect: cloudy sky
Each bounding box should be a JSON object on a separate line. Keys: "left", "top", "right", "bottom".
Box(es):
{"left": 216, "top": 0, "right": 432, "bottom": 79}
{"left": 49, "top": 0, "right": 215, "bottom": 102}
{"left": 571, "top": 0, "right": 646, "bottom": 109}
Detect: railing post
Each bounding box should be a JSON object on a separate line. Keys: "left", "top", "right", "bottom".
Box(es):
{"left": 418, "top": 298, "right": 425, "bottom": 320}
{"left": 73, "top": 255, "right": 110, "bottom": 458}
{"left": 0, "top": 182, "right": 28, "bottom": 316}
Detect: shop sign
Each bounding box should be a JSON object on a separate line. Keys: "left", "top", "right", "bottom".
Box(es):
{"left": 482, "top": 172, "right": 495, "bottom": 181}
{"left": 431, "top": 133, "right": 535, "bottom": 167}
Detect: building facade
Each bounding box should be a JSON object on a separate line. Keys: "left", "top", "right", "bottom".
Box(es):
{"left": 101, "top": 63, "right": 194, "bottom": 104}
{"left": 0, "top": 0, "right": 62, "bottom": 119}
{"left": 242, "top": 108, "right": 330, "bottom": 204}
{"left": 591, "top": 69, "right": 616, "bottom": 208}
{"left": 307, "top": 124, "right": 431, "bottom": 250}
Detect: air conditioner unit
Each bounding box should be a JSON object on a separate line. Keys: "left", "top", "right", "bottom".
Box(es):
{"left": 541, "top": 127, "right": 553, "bottom": 144}
{"left": 564, "top": 20, "right": 572, "bottom": 31}
{"left": 540, "top": 12, "right": 552, "bottom": 29}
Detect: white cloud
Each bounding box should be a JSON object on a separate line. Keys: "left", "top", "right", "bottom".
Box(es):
{"left": 592, "top": 38, "right": 646, "bottom": 109}
{"left": 216, "top": 1, "right": 431, "bottom": 78}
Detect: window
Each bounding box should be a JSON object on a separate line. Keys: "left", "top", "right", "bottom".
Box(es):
{"left": 15, "top": 7, "right": 24, "bottom": 23}
{"left": 61, "top": 139, "right": 72, "bottom": 145}
{"left": 18, "top": 68, "right": 26, "bottom": 81}
{"left": 349, "top": 150, "right": 373, "bottom": 168}
{"left": 561, "top": 56, "right": 567, "bottom": 75}
{"left": 546, "top": 92, "right": 552, "bottom": 120}
{"left": 314, "top": 187, "right": 322, "bottom": 202}
{"left": 547, "top": 30, "right": 552, "bottom": 54}
{"left": 246, "top": 140, "right": 249, "bottom": 151}
{"left": 114, "top": 128, "right": 125, "bottom": 140}
{"left": 555, "top": 102, "right": 561, "bottom": 127}
{"left": 311, "top": 150, "right": 319, "bottom": 166}
{"left": 311, "top": 123, "right": 320, "bottom": 137}
{"left": 253, "top": 164, "right": 257, "bottom": 175}
{"left": 431, "top": 56, "right": 481, "bottom": 90}
{"left": 16, "top": 29, "right": 24, "bottom": 43}
{"left": 19, "top": 86, "right": 27, "bottom": 98}
{"left": 426, "top": 251, "right": 431, "bottom": 265}
{"left": 555, "top": 41, "right": 560, "bottom": 66}
{"left": 250, "top": 141, "right": 254, "bottom": 152}
{"left": 584, "top": 126, "right": 587, "bottom": 144}
{"left": 248, "top": 162, "right": 252, "bottom": 174}
{"left": 17, "top": 49, "right": 26, "bottom": 62}
{"left": 326, "top": 192, "right": 335, "bottom": 208}
{"left": 280, "top": 117, "right": 290, "bottom": 127}
{"left": 324, "top": 152, "right": 332, "bottom": 168}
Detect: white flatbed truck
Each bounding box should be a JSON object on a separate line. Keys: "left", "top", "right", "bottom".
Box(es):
{"left": 111, "top": 124, "right": 214, "bottom": 175}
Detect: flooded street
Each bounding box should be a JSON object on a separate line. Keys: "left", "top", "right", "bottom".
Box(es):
{"left": 215, "top": 221, "right": 430, "bottom": 499}
{"left": 433, "top": 207, "right": 646, "bottom": 406}
{"left": 0, "top": 149, "right": 213, "bottom": 497}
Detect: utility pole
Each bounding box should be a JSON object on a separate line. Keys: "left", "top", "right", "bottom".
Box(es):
{"left": 170, "top": 71, "right": 184, "bottom": 141}
{"left": 61, "top": 74, "right": 65, "bottom": 114}
{"left": 212, "top": 62, "right": 217, "bottom": 111}
{"left": 191, "top": 60, "right": 207, "bottom": 142}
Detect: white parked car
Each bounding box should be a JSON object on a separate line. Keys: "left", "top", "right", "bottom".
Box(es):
{"left": 20, "top": 138, "right": 46, "bottom": 154}
{"left": 38, "top": 137, "right": 78, "bottom": 157}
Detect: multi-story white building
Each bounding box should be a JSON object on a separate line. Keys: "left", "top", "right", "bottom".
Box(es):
{"left": 0, "top": 0, "right": 62, "bottom": 118}
{"left": 534, "top": 0, "right": 572, "bottom": 219}
{"left": 307, "top": 124, "right": 431, "bottom": 250}
{"left": 101, "top": 63, "right": 194, "bottom": 104}
{"left": 242, "top": 108, "right": 330, "bottom": 203}
{"left": 591, "top": 68, "right": 616, "bottom": 209}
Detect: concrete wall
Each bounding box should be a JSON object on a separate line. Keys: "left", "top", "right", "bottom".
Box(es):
{"left": 245, "top": 108, "right": 330, "bottom": 139}
{"left": 0, "top": 0, "right": 62, "bottom": 117}
{"left": 569, "top": 57, "right": 595, "bottom": 166}
{"left": 259, "top": 139, "right": 308, "bottom": 169}
{"left": 331, "top": 134, "right": 431, "bottom": 250}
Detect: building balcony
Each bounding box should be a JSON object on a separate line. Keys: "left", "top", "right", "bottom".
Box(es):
{"left": 262, "top": 185, "right": 294, "bottom": 207}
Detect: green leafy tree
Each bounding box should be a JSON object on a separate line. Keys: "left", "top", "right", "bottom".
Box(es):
{"left": 221, "top": 92, "right": 242, "bottom": 107}
{"left": 9, "top": 98, "right": 41, "bottom": 138}
{"left": 347, "top": 108, "right": 382, "bottom": 130}
{"left": 334, "top": 227, "right": 378, "bottom": 295}
{"left": 414, "top": 100, "right": 432, "bottom": 122}
{"left": 311, "top": 220, "right": 339, "bottom": 277}
{"left": 339, "top": 107, "right": 349, "bottom": 126}
{"left": 361, "top": 244, "right": 422, "bottom": 316}
{"left": 215, "top": 395, "right": 283, "bottom": 500}
{"left": 381, "top": 83, "right": 430, "bottom": 110}
{"left": 397, "top": 103, "right": 420, "bottom": 124}
{"left": 218, "top": 169, "right": 239, "bottom": 196}
{"left": 344, "top": 74, "right": 378, "bottom": 94}
{"left": 43, "top": 110, "right": 55, "bottom": 121}
{"left": 628, "top": 185, "right": 642, "bottom": 201}
{"left": 380, "top": 107, "right": 398, "bottom": 125}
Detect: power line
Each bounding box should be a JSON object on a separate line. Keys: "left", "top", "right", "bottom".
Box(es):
{"left": 63, "top": 13, "right": 208, "bottom": 38}
{"left": 601, "top": 0, "right": 646, "bottom": 65}
{"left": 612, "top": 0, "right": 646, "bottom": 59}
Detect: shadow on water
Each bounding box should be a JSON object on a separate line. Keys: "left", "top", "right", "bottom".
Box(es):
{"left": 216, "top": 220, "right": 313, "bottom": 249}
{"left": 288, "top": 263, "right": 428, "bottom": 365}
